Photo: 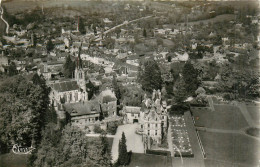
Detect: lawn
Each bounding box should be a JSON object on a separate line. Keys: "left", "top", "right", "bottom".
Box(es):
{"left": 192, "top": 105, "right": 248, "bottom": 130}
{"left": 199, "top": 131, "right": 260, "bottom": 167}
{"left": 0, "top": 153, "right": 29, "bottom": 167}
{"left": 246, "top": 106, "right": 260, "bottom": 125}
{"left": 128, "top": 153, "right": 169, "bottom": 167}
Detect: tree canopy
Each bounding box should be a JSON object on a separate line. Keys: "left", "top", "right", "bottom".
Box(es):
{"left": 0, "top": 74, "right": 50, "bottom": 153}
{"left": 138, "top": 60, "right": 163, "bottom": 93}
{"left": 182, "top": 61, "right": 200, "bottom": 95}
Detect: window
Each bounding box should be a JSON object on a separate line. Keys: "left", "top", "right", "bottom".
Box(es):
{"left": 75, "top": 92, "right": 78, "bottom": 101}
{"left": 155, "top": 130, "right": 157, "bottom": 136}
{"left": 148, "top": 130, "right": 150, "bottom": 136}
{"left": 156, "top": 124, "right": 157, "bottom": 128}
{"left": 70, "top": 93, "right": 72, "bottom": 101}
{"left": 148, "top": 124, "right": 150, "bottom": 128}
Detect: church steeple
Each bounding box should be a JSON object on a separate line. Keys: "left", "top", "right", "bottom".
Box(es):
{"left": 75, "top": 42, "right": 86, "bottom": 92}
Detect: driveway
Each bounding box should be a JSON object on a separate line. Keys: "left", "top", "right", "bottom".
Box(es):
{"left": 111, "top": 124, "right": 144, "bottom": 162}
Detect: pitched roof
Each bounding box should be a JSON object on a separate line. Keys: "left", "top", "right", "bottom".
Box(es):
{"left": 49, "top": 81, "right": 79, "bottom": 92}
{"left": 64, "top": 100, "right": 101, "bottom": 117}
{"left": 124, "top": 106, "right": 141, "bottom": 114}
{"left": 146, "top": 108, "right": 161, "bottom": 121}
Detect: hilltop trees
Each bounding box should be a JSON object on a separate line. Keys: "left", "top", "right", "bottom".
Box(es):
{"left": 138, "top": 60, "right": 163, "bottom": 93}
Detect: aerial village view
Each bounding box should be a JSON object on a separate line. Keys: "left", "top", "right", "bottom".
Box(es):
{"left": 0, "top": 0, "right": 259, "bottom": 167}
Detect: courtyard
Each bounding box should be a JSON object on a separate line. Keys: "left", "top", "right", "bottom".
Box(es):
{"left": 111, "top": 123, "right": 144, "bottom": 162}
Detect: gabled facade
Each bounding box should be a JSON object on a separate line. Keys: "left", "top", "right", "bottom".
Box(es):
{"left": 124, "top": 89, "right": 168, "bottom": 144}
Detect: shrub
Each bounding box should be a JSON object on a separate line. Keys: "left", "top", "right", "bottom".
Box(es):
{"left": 94, "top": 125, "right": 104, "bottom": 134}
{"left": 107, "top": 121, "right": 122, "bottom": 135}
{"left": 146, "top": 149, "right": 170, "bottom": 156}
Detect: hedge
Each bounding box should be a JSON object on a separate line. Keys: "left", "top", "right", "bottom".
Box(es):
{"left": 146, "top": 149, "right": 171, "bottom": 156}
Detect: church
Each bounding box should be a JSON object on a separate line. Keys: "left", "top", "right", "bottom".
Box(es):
{"left": 48, "top": 56, "right": 88, "bottom": 114}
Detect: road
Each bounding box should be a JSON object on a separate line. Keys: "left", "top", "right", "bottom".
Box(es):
{"left": 0, "top": 2, "right": 9, "bottom": 34}
{"left": 91, "top": 15, "right": 153, "bottom": 42}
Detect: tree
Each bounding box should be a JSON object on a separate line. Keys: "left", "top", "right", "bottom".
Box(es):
{"left": 86, "top": 81, "right": 99, "bottom": 100}
{"left": 8, "top": 62, "right": 17, "bottom": 76}
{"left": 139, "top": 60, "right": 163, "bottom": 93}
{"left": 87, "top": 133, "right": 112, "bottom": 167}
{"left": 118, "top": 132, "right": 129, "bottom": 166}
{"left": 78, "top": 17, "right": 86, "bottom": 34}
{"left": 167, "top": 55, "right": 172, "bottom": 62}
{"left": 46, "top": 39, "right": 54, "bottom": 53}
{"left": 143, "top": 28, "right": 147, "bottom": 37}
{"left": 174, "top": 77, "right": 188, "bottom": 104}
{"left": 0, "top": 75, "right": 50, "bottom": 151}
{"left": 112, "top": 75, "right": 121, "bottom": 104}
{"left": 182, "top": 62, "right": 200, "bottom": 95}
{"left": 63, "top": 56, "right": 75, "bottom": 78}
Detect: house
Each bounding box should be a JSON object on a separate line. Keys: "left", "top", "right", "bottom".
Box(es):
{"left": 63, "top": 100, "right": 101, "bottom": 131}
{"left": 172, "top": 52, "right": 189, "bottom": 62}
{"left": 124, "top": 106, "right": 143, "bottom": 123}
{"left": 97, "top": 88, "right": 117, "bottom": 117}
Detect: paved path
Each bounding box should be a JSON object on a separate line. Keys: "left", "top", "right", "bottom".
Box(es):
{"left": 85, "top": 133, "right": 115, "bottom": 138}
{"left": 111, "top": 124, "right": 144, "bottom": 163}
{"left": 184, "top": 112, "right": 205, "bottom": 167}
{"left": 167, "top": 121, "right": 174, "bottom": 157}
{"left": 196, "top": 127, "right": 241, "bottom": 134}
{"left": 237, "top": 102, "right": 258, "bottom": 128}
{"left": 0, "top": 4, "right": 9, "bottom": 34}
{"left": 92, "top": 15, "right": 153, "bottom": 42}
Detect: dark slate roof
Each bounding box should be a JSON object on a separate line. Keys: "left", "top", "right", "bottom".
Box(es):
{"left": 64, "top": 100, "right": 101, "bottom": 117}
{"left": 49, "top": 81, "right": 79, "bottom": 92}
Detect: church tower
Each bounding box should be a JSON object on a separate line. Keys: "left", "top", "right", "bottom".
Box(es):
{"left": 75, "top": 43, "right": 86, "bottom": 92}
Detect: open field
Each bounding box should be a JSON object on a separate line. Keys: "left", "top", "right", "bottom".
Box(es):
{"left": 199, "top": 131, "right": 260, "bottom": 167}
{"left": 0, "top": 153, "right": 29, "bottom": 167}
{"left": 192, "top": 105, "right": 248, "bottom": 130}
{"left": 246, "top": 106, "right": 260, "bottom": 125}
{"left": 128, "top": 153, "right": 169, "bottom": 167}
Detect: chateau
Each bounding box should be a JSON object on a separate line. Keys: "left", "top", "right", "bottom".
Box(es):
{"left": 124, "top": 89, "right": 168, "bottom": 144}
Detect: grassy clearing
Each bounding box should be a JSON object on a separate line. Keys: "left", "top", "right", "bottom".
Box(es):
{"left": 128, "top": 153, "right": 168, "bottom": 167}
{"left": 246, "top": 106, "right": 260, "bottom": 125}
{"left": 0, "top": 153, "right": 29, "bottom": 167}
{"left": 199, "top": 131, "right": 260, "bottom": 167}
{"left": 192, "top": 104, "right": 248, "bottom": 130}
